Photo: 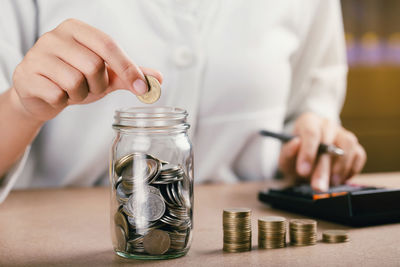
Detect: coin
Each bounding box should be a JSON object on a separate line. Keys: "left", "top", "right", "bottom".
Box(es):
{"left": 143, "top": 229, "right": 171, "bottom": 255}
{"left": 116, "top": 183, "right": 130, "bottom": 203}
{"left": 222, "top": 208, "right": 252, "bottom": 253}
{"left": 120, "top": 156, "right": 161, "bottom": 184}
{"left": 114, "top": 209, "right": 129, "bottom": 236}
{"left": 112, "top": 153, "right": 192, "bottom": 256}
{"left": 115, "top": 225, "right": 127, "bottom": 252}
{"left": 322, "top": 230, "right": 349, "bottom": 243}
{"left": 125, "top": 192, "right": 166, "bottom": 221}
{"left": 289, "top": 219, "right": 317, "bottom": 246}
{"left": 223, "top": 208, "right": 252, "bottom": 217}
{"left": 169, "top": 230, "right": 188, "bottom": 250}
{"left": 137, "top": 75, "right": 161, "bottom": 104}
{"left": 115, "top": 153, "right": 161, "bottom": 180}
{"left": 258, "top": 216, "right": 287, "bottom": 249}
{"left": 152, "top": 164, "right": 185, "bottom": 185}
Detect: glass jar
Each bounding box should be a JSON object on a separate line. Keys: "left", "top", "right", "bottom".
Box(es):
{"left": 109, "top": 107, "right": 194, "bottom": 260}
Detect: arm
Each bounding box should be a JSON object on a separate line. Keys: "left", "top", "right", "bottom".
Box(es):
{"left": 0, "top": 17, "right": 163, "bottom": 179}
{"left": 279, "top": 0, "right": 366, "bottom": 191}
{"left": 0, "top": 88, "right": 43, "bottom": 177}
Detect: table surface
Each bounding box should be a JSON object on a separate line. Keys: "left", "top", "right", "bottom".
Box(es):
{"left": 1, "top": 172, "right": 399, "bottom": 267}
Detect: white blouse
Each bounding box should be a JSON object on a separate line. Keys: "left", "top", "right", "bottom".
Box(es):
{"left": 0, "top": 0, "right": 347, "bottom": 202}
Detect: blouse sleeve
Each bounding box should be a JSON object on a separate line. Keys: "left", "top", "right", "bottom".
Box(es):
{"left": 284, "top": 0, "right": 348, "bottom": 133}
{"left": 0, "top": 0, "right": 37, "bottom": 203}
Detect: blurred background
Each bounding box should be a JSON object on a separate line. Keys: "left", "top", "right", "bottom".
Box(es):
{"left": 340, "top": 0, "right": 400, "bottom": 173}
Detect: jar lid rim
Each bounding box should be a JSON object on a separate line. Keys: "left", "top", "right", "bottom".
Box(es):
{"left": 115, "top": 107, "right": 187, "bottom": 118}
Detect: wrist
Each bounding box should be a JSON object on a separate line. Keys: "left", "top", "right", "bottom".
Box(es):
{"left": 7, "top": 88, "right": 45, "bottom": 129}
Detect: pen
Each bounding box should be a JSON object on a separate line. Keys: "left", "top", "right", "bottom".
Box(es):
{"left": 259, "top": 129, "right": 345, "bottom": 156}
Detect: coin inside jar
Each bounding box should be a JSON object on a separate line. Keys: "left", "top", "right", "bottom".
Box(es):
{"left": 112, "top": 152, "right": 191, "bottom": 257}
{"left": 124, "top": 192, "right": 166, "bottom": 222}
{"left": 115, "top": 225, "right": 127, "bottom": 251}
{"left": 114, "top": 209, "right": 129, "bottom": 236}
{"left": 143, "top": 229, "right": 171, "bottom": 255}
{"left": 137, "top": 75, "right": 161, "bottom": 104}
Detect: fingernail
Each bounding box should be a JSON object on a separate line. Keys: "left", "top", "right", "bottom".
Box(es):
{"left": 332, "top": 174, "right": 341, "bottom": 186}
{"left": 319, "top": 179, "right": 329, "bottom": 192}
{"left": 298, "top": 162, "right": 311, "bottom": 176}
{"left": 133, "top": 79, "right": 147, "bottom": 95}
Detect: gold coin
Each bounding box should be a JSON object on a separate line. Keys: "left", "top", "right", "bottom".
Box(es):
{"left": 114, "top": 210, "right": 129, "bottom": 236}
{"left": 259, "top": 216, "right": 286, "bottom": 223}
{"left": 223, "top": 208, "right": 251, "bottom": 216}
{"left": 115, "top": 225, "right": 127, "bottom": 252}
{"left": 258, "top": 216, "right": 287, "bottom": 249}
{"left": 143, "top": 229, "right": 171, "bottom": 255}
{"left": 222, "top": 208, "right": 252, "bottom": 253}
{"left": 289, "top": 219, "right": 317, "bottom": 246}
{"left": 137, "top": 75, "right": 161, "bottom": 104}
{"left": 322, "top": 230, "right": 349, "bottom": 243}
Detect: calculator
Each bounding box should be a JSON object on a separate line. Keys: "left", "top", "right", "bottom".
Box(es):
{"left": 258, "top": 184, "right": 400, "bottom": 226}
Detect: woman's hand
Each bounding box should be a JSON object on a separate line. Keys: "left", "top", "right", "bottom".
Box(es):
{"left": 278, "top": 112, "right": 367, "bottom": 191}
{"left": 11, "top": 18, "right": 162, "bottom": 123}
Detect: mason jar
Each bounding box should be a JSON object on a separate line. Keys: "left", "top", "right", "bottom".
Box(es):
{"left": 109, "top": 107, "right": 194, "bottom": 260}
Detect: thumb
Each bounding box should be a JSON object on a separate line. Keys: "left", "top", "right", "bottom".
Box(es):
{"left": 107, "top": 66, "right": 163, "bottom": 95}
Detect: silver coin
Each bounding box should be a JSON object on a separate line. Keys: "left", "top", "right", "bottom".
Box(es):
{"left": 116, "top": 183, "right": 130, "bottom": 203}
{"left": 171, "top": 183, "right": 183, "bottom": 206}
{"left": 147, "top": 185, "right": 162, "bottom": 196}
{"left": 123, "top": 185, "right": 161, "bottom": 197}
{"left": 121, "top": 158, "right": 160, "bottom": 183}
{"left": 126, "top": 192, "right": 166, "bottom": 222}
{"left": 116, "top": 153, "right": 161, "bottom": 184}
{"left": 126, "top": 214, "right": 158, "bottom": 229}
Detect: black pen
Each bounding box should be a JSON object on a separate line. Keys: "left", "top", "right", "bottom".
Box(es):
{"left": 259, "top": 130, "right": 344, "bottom": 156}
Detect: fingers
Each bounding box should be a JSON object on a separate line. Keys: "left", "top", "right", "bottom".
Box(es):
{"left": 279, "top": 137, "right": 301, "bottom": 178}
{"left": 140, "top": 67, "right": 163, "bottom": 84}
{"left": 13, "top": 19, "right": 163, "bottom": 123}
{"left": 351, "top": 146, "right": 367, "bottom": 175}
{"left": 331, "top": 131, "right": 358, "bottom": 184}
{"left": 311, "top": 119, "right": 336, "bottom": 191}
{"left": 16, "top": 73, "right": 67, "bottom": 109}
{"left": 288, "top": 113, "right": 366, "bottom": 191}
{"left": 44, "top": 36, "right": 109, "bottom": 96}
{"left": 27, "top": 54, "right": 89, "bottom": 102}
{"left": 108, "top": 66, "right": 163, "bottom": 92}
{"left": 332, "top": 131, "right": 366, "bottom": 184}
{"left": 295, "top": 115, "right": 321, "bottom": 177}
{"left": 36, "top": 32, "right": 110, "bottom": 98}
{"left": 311, "top": 155, "right": 331, "bottom": 192}
{"left": 55, "top": 19, "right": 148, "bottom": 94}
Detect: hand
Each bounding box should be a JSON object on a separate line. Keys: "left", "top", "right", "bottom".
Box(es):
{"left": 278, "top": 112, "right": 367, "bottom": 191}
{"left": 11, "top": 18, "right": 162, "bottom": 123}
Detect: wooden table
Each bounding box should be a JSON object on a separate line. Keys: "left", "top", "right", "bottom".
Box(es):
{"left": 1, "top": 173, "right": 399, "bottom": 266}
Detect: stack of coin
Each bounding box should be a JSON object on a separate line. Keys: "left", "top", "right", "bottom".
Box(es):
{"left": 289, "top": 219, "right": 317, "bottom": 246}
{"left": 223, "top": 208, "right": 252, "bottom": 253}
{"left": 322, "top": 230, "right": 349, "bottom": 243}
{"left": 258, "top": 216, "right": 287, "bottom": 249}
{"left": 112, "top": 152, "right": 192, "bottom": 256}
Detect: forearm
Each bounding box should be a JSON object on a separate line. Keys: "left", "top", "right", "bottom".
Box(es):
{"left": 0, "top": 88, "right": 43, "bottom": 178}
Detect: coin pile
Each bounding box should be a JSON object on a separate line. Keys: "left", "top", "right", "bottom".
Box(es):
{"left": 137, "top": 75, "right": 161, "bottom": 104}
{"left": 258, "top": 216, "right": 287, "bottom": 249}
{"left": 223, "top": 208, "right": 252, "bottom": 253}
{"left": 322, "top": 230, "right": 349, "bottom": 243}
{"left": 289, "top": 219, "right": 317, "bottom": 246}
{"left": 113, "top": 152, "right": 192, "bottom": 256}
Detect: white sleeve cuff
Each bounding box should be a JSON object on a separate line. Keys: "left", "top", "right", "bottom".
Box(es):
{"left": 0, "top": 146, "right": 30, "bottom": 203}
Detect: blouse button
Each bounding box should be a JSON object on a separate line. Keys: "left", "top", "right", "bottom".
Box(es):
{"left": 173, "top": 46, "right": 194, "bottom": 67}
